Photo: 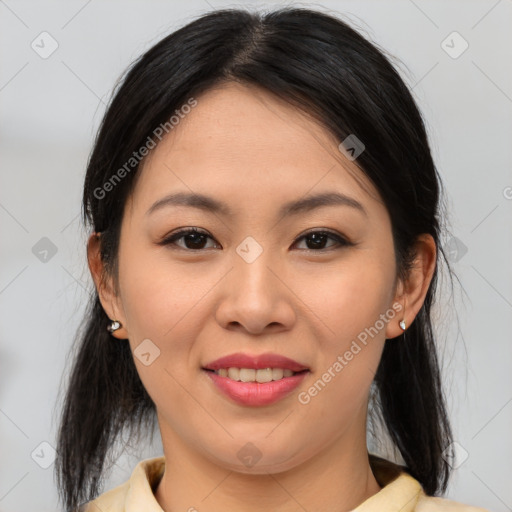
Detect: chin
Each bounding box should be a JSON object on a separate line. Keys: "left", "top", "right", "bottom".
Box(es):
{"left": 204, "top": 442, "right": 308, "bottom": 475}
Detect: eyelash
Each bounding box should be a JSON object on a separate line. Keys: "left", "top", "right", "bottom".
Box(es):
{"left": 159, "top": 227, "right": 353, "bottom": 252}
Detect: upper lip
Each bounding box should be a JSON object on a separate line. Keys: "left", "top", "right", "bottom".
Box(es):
{"left": 203, "top": 352, "right": 309, "bottom": 372}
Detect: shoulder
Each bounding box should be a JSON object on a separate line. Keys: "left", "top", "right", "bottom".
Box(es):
{"left": 79, "top": 480, "right": 130, "bottom": 511}
{"left": 367, "top": 454, "right": 490, "bottom": 512}
{"left": 79, "top": 456, "right": 165, "bottom": 512}
{"left": 416, "top": 494, "right": 491, "bottom": 512}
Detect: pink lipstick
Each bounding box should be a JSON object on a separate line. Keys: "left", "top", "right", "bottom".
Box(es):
{"left": 202, "top": 352, "right": 309, "bottom": 407}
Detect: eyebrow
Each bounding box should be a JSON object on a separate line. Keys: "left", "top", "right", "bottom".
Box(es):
{"left": 146, "top": 191, "right": 367, "bottom": 218}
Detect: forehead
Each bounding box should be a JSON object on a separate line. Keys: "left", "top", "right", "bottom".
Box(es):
{"left": 129, "top": 82, "right": 383, "bottom": 217}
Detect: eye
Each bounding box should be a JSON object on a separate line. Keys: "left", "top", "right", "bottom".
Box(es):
{"left": 160, "top": 228, "right": 219, "bottom": 251}
{"left": 292, "top": 229, "right": 351, "bottom": 251}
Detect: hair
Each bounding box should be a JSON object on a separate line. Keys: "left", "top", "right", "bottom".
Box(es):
{"left": 55, "top": 6, "right": 455, "bottom": 511}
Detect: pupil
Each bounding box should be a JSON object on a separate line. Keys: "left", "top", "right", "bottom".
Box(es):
{"left": 186, "top": 233, "right": 206, "bottom": 249}
{"left": 308, "top": 233, "right": 326, "bottom": 249}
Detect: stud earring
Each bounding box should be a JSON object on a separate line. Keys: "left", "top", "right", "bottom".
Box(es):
{"left": 107, "top": 320, "right": 122, "bottom": 334}
{"left": 399, "top": 319, "right": 406, "bottom": 331}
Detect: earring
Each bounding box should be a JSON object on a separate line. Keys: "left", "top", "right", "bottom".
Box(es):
{"left": 107, "top": 320, "right": 122, "bottom": 334}
{"left": 399, "top": 319, "right": 406, "bottom": 331}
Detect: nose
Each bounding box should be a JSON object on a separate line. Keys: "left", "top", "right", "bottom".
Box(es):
{"left": 215, "top": 245, "right": 296, "bottom": 335}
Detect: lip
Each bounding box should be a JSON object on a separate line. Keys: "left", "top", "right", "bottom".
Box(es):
{"left": 203, "top": 352, "right": 309, "bottom": 372}
{"left": 204, "top": 370, "right": 309, "bottom": 407}
{"left": 202, "top": 352, "right": 310, "bottom": 407}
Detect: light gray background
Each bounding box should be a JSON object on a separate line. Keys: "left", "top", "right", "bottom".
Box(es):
{"left": 0, "top": 1, "right": 511, "bottom": 511}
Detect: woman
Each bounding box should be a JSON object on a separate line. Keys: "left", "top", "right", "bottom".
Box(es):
{"left": 54, "top": 7, "right": 489, "bottom": 511}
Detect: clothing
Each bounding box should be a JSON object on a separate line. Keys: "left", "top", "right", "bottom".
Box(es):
{"left": 80, "top": 454, "right": 490, "bottom": 511}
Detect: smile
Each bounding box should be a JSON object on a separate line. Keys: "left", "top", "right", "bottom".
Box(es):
{"left": 203, "top": 368, "right": 309, "bottom": 407}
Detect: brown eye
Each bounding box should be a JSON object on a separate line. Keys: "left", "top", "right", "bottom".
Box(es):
{"left": 160, "top": 228, "right": 219, "bottom": 250}
{"left": 293, "top": 230, "right": 351, "bottom": 251}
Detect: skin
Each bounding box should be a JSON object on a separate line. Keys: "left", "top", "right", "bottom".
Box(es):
{"left": 88, "top": 82, "right": 436, "bottom": 512}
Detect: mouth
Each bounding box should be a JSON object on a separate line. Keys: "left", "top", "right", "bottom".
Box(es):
{"left": 201, "top": 352, "right": 310, "bottom": 406}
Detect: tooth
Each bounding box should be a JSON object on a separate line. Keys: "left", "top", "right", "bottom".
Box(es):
{"left": 256, "top": 368, "right": 273, "bottom": 383}
{"left": 272, "top": 368, "right": 284, "bottom": 380}
{"left": 216, "top": 367, "right": 298, "bottom": 382}
{"left": 228, "top": 367, "right": 240, "bottom": 381}
{"left": 239, "top": 368, "right": 256, "bottom": 382}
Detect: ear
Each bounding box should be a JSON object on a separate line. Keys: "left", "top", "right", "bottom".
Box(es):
{"left": 87, "top": 232, "right": 129, "bottom": 339}
{"left": 385, "top": 234, "right": 437, "bottom": 340}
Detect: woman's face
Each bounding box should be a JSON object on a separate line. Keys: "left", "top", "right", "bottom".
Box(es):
{"left": 101, "top": 82, "right": 407, "bottom": 472}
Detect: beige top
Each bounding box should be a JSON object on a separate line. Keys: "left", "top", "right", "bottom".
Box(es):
{"left": 81, "top": 454, "right": 490, "bottom": 511}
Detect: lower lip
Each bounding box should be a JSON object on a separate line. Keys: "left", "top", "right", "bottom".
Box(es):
{"left": 204, "top": 370, "right": 309, "bottom": 406}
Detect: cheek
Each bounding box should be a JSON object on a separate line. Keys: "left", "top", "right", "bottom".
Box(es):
{"left": 295, "top": 248, "right": 395, "bottom": 402}
{"left": 118, "top": 241, "right": 216, "bottom": 339}
{"left": 116, "top": 244, "right": 210, "bottom": 413}
{"left": 296, "top": 252, "right": 396, "bottom": 346}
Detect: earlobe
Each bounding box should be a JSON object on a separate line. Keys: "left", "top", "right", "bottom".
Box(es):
{"left": 385, "top": 296, "right": 407, "bottom": 340}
